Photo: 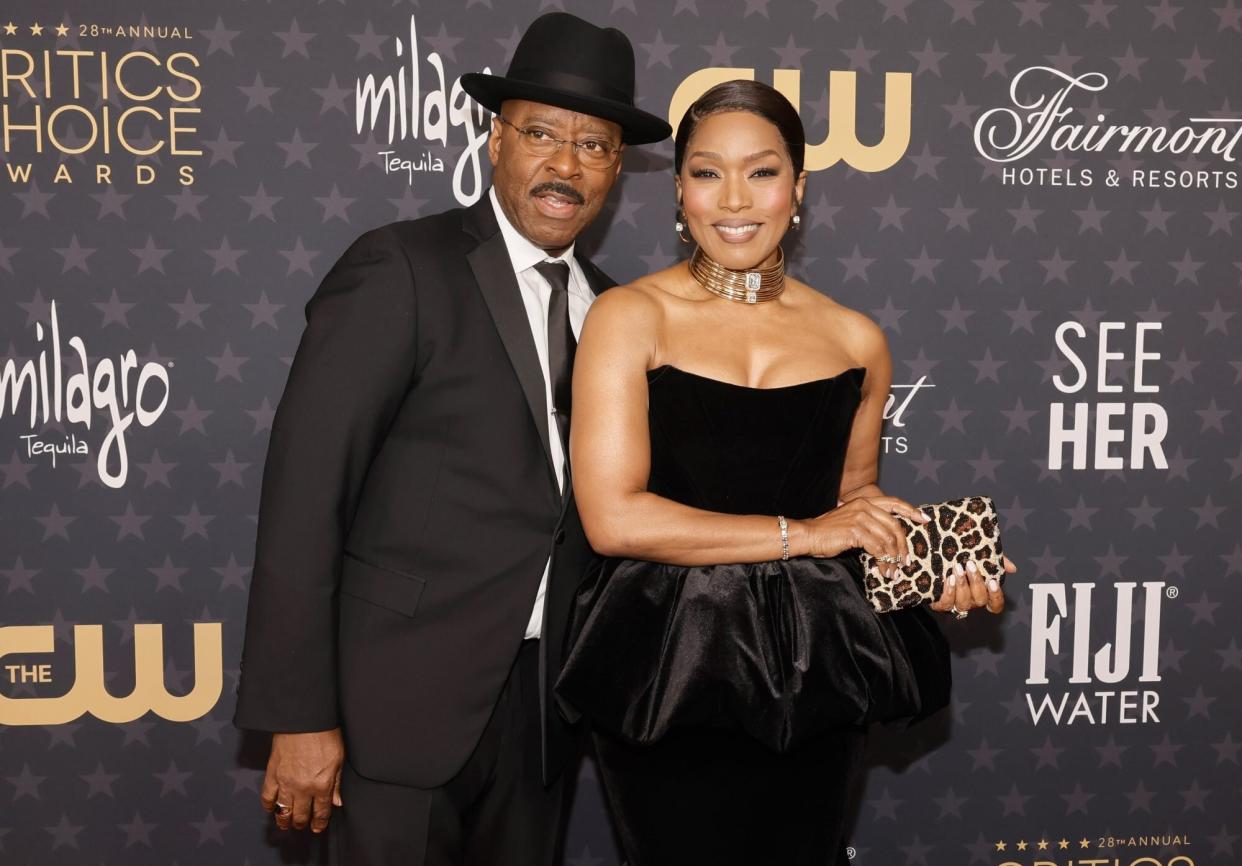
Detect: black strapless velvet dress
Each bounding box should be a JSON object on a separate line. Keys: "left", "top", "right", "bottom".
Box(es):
{"left": 556, "top": 365, "right": 952, "bottom": 866}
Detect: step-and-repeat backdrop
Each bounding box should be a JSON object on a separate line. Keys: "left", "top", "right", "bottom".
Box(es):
{"left": 1, "top": 1, "right": 1237, "bottom": 864}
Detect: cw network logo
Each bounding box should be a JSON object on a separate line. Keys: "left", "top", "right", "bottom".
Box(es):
{"left": 0, "top": 622, "right": 222, "bottom": 725}
{"left": 669, "top": 68, "right": 912, "bottom": 172}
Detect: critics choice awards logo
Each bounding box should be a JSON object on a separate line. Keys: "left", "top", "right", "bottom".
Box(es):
{"left": 1, "top": 19, "right": 203, "bottom": 186}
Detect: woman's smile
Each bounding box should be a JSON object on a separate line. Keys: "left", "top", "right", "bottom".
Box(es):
{"left": 713, "top": 220, "right": 762, "bottom": 242}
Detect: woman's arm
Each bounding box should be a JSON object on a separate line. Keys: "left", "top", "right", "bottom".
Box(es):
{"left": 837, "top": 311, "right": 892, "bottom": 504}
{"left": 569, "top": 287, "right": 920, "bottom": 568}
{"left": 833, "top": 316, "right": 1015, "bottom": 613}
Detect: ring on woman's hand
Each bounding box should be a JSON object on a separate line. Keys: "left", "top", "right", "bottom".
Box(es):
{"left": 950, "top": 605, "right": 969, "bottom": 620}
{"left": 276, "top": 802, "right": 291, "bottom": 814}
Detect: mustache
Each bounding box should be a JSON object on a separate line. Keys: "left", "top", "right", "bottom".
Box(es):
{"left": 529, "top": 181, "right": 585, "bottom": 205}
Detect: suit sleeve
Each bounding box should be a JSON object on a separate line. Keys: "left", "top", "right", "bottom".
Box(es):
{"left": 234, "top": 226, "right": 418, "bottom": 732}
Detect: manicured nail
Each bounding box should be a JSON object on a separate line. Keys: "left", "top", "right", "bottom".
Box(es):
{"left": 905, "top": 553, "right": 912, "bottom": 565}
{"left": 966, "top": 560, "right": 977, "bottom": 574}
{"left": 987, "top": 578, "right": 1000, "bottom": 592}
{"left": 920, "top": 510, "right": 931, "bottom": 521}
{"left": 949, "top": 572, "right": 957, "bottom": 587}
{"left": 954, "top": 561, "right": 965, "bottom": 575}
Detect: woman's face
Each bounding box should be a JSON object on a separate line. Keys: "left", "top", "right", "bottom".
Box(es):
{"left": 677, "top": 110, "right": 806, "bottom": 271}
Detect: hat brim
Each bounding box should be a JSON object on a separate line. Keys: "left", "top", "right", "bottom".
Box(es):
{"left": 461, "top": 72, "right": 672, "bottom": 145}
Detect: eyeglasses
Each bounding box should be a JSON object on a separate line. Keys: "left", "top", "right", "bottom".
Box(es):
{"left": 496, "top": 116, "right": 622, "bottom": 170}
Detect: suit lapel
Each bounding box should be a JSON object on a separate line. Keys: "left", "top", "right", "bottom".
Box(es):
{"left": 464, "top": 201, "right": 558, "bottom": 490}
{"left": 574, "top": 253, "right": 617, "bottom": 298}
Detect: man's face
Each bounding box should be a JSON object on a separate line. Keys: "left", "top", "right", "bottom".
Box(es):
{"left": 488, "top": 99, "right": 624, "bottom": 253}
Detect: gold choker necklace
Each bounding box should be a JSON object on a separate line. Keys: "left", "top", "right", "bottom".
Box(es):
{"left": 689, "top": 246, "right": 785, "bottom": 304}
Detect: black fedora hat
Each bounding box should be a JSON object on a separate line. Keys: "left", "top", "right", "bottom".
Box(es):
{"left": 461, "top": 12, "right": 672, "bottom": 145}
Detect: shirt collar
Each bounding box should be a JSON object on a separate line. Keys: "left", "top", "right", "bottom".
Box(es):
{"left": 489, "top": 186, "right": 575, "bottom": 274}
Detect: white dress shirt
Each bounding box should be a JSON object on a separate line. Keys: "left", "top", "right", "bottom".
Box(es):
{"left": 488, "top": 186, "right": 596, "bottom": 639}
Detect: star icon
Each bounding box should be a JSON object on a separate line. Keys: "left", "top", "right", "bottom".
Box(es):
{"left": 37, "top": 504, "right": 77, "bottom": 541}
{"left": 45, "top": 814, "right": 83, "bottom": 850}
{"left": 275, "top": 18, "right": 315, "bottom": 58}
{"left": 81, "top": 763, "right": 120, "bottom": 798}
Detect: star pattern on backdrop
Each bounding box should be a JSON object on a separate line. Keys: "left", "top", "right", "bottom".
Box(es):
{"left": 0, "top": 2, "right": 1236, "bottom": 865}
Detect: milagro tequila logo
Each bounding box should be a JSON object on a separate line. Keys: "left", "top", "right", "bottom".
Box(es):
{"left": 974, "top": 66, "right": 1241, "bottom": 189}
{"left": 0, "top": 301, "right": 171, "bottom": 488}
{"left": 354, "top": 14, "right": 492, "bottom": 204}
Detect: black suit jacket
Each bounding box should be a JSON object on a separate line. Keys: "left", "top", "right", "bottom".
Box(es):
{"left": 234, "top": 196, "right": 611, "bottom": 788}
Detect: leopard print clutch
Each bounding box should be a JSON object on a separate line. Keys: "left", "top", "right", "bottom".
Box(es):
{"left": 859, "top": 495, "right": 1006, "bottom": 613}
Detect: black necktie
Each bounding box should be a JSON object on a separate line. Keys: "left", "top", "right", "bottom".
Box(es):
{"left": 533, "top": 260, "right": 576, "bottom": 465}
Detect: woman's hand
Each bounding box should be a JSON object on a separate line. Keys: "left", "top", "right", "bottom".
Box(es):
{"left": 928, "top": 554, "right": 1017, "bottom": 617}
{"left": 795, "top": 496, "right": 930, "bottom": 577}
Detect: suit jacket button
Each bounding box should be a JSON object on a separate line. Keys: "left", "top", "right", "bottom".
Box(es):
{"left": 554, "top": 529, "right": 566, "bottom": 545}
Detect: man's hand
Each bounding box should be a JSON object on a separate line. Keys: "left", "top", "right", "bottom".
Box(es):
{"left": 259, "top": 728, "right": 345, "bottom": 833}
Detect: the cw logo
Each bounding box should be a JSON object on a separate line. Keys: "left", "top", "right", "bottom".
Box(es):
{"left": 669, "top": 69, "right": 912, "bottom": 172}
{"left": 0, "top": 623, "right": 222, "bottom": 725}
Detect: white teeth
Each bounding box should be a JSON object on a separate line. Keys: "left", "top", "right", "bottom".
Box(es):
{"left": 717, "top": 224, "right": 758, "bottom": 236}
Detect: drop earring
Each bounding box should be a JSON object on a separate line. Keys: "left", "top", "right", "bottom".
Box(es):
{"left": 674, "top": 208, "right": 692, "bottom": 244}
{"left": 790, "top": 213, "right": 801, "bottom": 230}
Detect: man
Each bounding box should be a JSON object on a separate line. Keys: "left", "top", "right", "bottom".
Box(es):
{"left": 233, "top": 12, "right": 671, "bottom": 865}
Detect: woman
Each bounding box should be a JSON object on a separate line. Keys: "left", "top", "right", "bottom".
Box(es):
{"left": 556, "top": 80, "right": 1017, "bottom": 865}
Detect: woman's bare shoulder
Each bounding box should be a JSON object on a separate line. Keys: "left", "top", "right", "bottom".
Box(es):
{"left": 788, "top": 278, "right": 889, "bottom": 362}
{"left": 586, "top": 281, "right": 661, "bottom": 322}
{"left": 791, "top": 277, "right": 884, "bottom": 331}
{"left": 588, "top": 265, "right": 689, "bottom": 321}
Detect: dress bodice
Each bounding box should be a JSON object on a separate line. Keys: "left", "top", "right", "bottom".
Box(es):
{"left": 645, "top": 364, "right": 866, "bottom": 520}
{"left": 556, "top": 361, "right": 951, "bottom": 753}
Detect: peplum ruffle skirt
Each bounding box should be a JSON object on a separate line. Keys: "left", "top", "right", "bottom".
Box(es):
{"left": 556, "top": 552, "right": 951, "bottom": 752}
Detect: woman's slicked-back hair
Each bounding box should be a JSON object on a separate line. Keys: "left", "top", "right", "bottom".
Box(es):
{"left": 673, "top": 79, "right": 806, "bottom": 175}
